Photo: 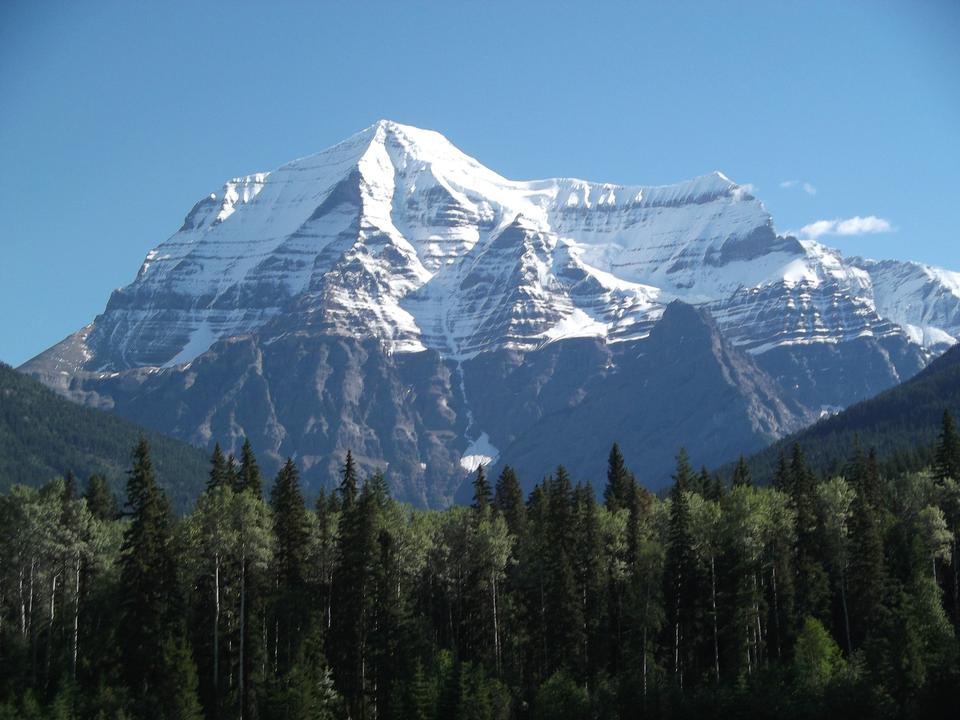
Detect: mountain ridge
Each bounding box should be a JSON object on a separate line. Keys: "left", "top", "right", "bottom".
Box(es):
{"left": 19, "top": 120, "right": 960, "bottom": 503}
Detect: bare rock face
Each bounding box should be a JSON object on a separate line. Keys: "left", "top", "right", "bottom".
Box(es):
{"left": 20, "top": 121, "right": 957, "bottom": 504}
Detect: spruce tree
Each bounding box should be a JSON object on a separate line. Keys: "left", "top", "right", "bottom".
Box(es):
{"left": 330, "top": 467, "right": 380, "bottom": 717}
{"left": 663, "top": 448, "right": 698, "bottom": 688}
{"left": 935, "top": 409, "right": 960, "bottom": 482}
{"left": 84, "top": 474, "right": 118, "bottom": 521}
{"left": 543, "top": 467, "right": 584, "bottom": 676}
{"left": 731, "top": 454, "right": 752, "bottom": 488}
{"left": 774, "top": 449, "right": 790, "bottom": 492}
{"left": 790, "top": 444, "right": 830, "bottom": 624}
{"left": 237, "top": 438, "right": 262, "bottom": 497}
{"left": 572, "top": 483, "right": 603, "bottom": 681}
{"left": 604, "top": 443, "right": 633, "bottom": 512}
{"left": 471, "top": 465, "right": 493, "bottom": 515}
{"left": 269, "top": 458, "right": 312, "bottom": 675}
{"left": 208, "top": 443, "right": 228, "bottom": 491}
{"left": 340, "top": 450, "right": 359, "bottom": 510}
{"left": 118, "top": 439, "right": 182, "bottom": 714}
{"left": 494, "top": 466, "right": 525, "bottom": 537}
{"left": 848, "top": 480, "right": 887, "bottom": 649}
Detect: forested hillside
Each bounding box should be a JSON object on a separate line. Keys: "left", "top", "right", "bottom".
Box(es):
{"left": 742, "top": 344, "right": 960, "bottom": 482}
{"left": 1, "top": 423, "right": 959, "bottom": 719}
{"left": 0, "top": 363, "right": 208, "bottom": 510}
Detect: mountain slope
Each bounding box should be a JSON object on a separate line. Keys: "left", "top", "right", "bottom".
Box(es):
{"left": 18, "top": 120, "right": 960, "bottom": 502}
{"left": 742, "top": 343, "right": 960, "bottom": 481}
{"left": 474, "top": 301, "right": 813, "bottom": 494}
{"left": 0, "top": 363, "right": 208, "bottom": 510}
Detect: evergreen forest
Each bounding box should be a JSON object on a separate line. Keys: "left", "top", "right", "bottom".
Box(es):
{"left": 2, "top": 417, "right": 960, "bottom": 719}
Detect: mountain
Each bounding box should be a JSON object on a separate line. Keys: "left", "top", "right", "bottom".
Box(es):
{"left": 0, "top": 362, "right": 208, "bottom": 511}
{"left": 20, "top": 120, "right": 960, "bottom": 502}
{"left": 740, "top": 343, "right": 960, "bottom": 482}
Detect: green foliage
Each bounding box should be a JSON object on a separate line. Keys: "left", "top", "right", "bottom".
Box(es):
{"left": 741, "top": 345, "right": 960, "bottom": 485}
{"left": 532, "top": 670, "right": 590, "bottom": 720}
{"left": 793, "top": 617, "right": 844, "bottom": 691}
{"left": 1, "top": 435, "right": 959, "bottom": 719}
{"left": 0, "top": 363, "right": 207, "bottom": 511}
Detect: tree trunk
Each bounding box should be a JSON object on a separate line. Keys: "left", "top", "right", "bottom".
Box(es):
{"left": 45, "top": 572, "right": 58, "bottom": 691}
{"left": 239, "top": 548, "right": 246, "bottom": 720}
{"left": 19, "top": 565, "right": 26, "bottom": 637}
{"left": 953, "top": 534, "right": 959, "bottom": 627}
{"left": 72, "top": 550, "right": 81, "bottom": 680}
{"left": 491, "top": 570, "right": 501, "bottom": 676}
{"left": 840, "top": 563, "right": 852, "bottom": 655}
{"left": 771, "top": 560, "right": 782, "bottom": 659}
{"left": 214, "top": 552, "right": 221, "bottom": 700}
{"left": 710, "top": 555, "right": 720, "bottom": 684}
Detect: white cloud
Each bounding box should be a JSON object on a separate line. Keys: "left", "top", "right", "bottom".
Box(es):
{"left": 795, "top": 215, "right": 894, "bottom": 240}
{"left": 780, "top": 179, "right": 817, "bottom": 195}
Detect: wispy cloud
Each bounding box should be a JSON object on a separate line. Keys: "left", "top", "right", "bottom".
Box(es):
{"left": 795, "top": 215, "right": 894, "bottom": 240}
{"left": 780, "top": 179, "right": 817, "bottom": 196}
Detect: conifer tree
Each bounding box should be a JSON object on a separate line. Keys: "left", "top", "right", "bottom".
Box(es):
{"left": 158, "top": 637, "right": 204, "bottom": 720}
{"left": 83, "top": 474, "right": 118, "bottom": 521}
{"left": 269, "top": 458, "right": 312, "bottom": 675}
{"left": 494, "top": 466, "right": 525, "bottom": 537}
{"left": 330, "top": 467, "right": 380, "bottom": 717}
{"left": 572, "top": 483, "right": 603, "bottom": 681}
{"left": 731, "top": 455, "right": 752, "bottom": 488}
{"left": 848, "top": 478, "right": 887, "bottom": 649}
{"left": 340, "top": 450, "right": 359, "bottom": 510}
{"left": 238, "top": 438, "right": 262, "bottom": 497}
{"left": 471, "top": 465, "right": 493, "bottom": 515}
{"left": 790, "top": 444, "right": 830, "bottom": 624}
{"left": 774, "top": 449, "right": 790, "bottom": 492}
{"left": 118, "top": 439, "right": 183, "bottom": 714}
{"left": 604, "top": 443, "right": 633, "bottom": 512}
{"left": 663, "top": 448, "right": 697, "bottom": 688}
{"left": 935, "top": 409, "right": 960, "bottom": 482}
{"left": 208, "top": 443, "right": 228, "bottom": 492}
{"left": 543, "top": 467, "right": 584, "bottom": 676}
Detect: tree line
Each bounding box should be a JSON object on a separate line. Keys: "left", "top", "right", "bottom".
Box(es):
{"left": 1, "top": 414, "right": 960, "bottom": 719}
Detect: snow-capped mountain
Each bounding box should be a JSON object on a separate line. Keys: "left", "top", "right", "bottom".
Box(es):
{"left": 22, "top": 120, "right": 960, "bottom": 504}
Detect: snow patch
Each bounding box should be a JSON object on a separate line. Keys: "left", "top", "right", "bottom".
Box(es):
{"left": 163, "top": 323, "right": 217, "bottom": 367}
{"left": 460, "top": 432, "right": 499, "bottom": 472}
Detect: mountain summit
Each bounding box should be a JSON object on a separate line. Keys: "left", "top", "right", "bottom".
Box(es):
{"left": 21, "top": 121, "right": 960, "bottom": 504}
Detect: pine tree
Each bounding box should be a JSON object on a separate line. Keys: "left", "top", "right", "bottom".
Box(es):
{"left": 269, "top": 458, "right": 312, "bottom": 675}
{"left": 340, "top": 450, "right": 359, "bottom": 510}
{"left": 774, "top": 449, "right": 790, "bottom": 492}
{"left": 790, "top": 444, "right": 830, "bottom": 624}
{"left": 604, "top": 443, "right": 633, "bottom": 513}
{"left": 471, "top": 465, "right": 493, "bottom": 515}
{"left": 330, "top": 468, "right": 380, "bottom": 717}
{"left": 83, "top": 474, "right": 118, "bottom": 521}
{"left": 663, "top": 448, "right": 697, "bottom": 689}
{"left": 848, "top": 479, "right": 887, "bottom": 649}
{"left": 158, "top": 637, "right": 204, "bottom": 720}
{"left": 494, "top": 466, "right": 525, "bottom": 537}
{"left": 208, "top": 443, "right": 228, "bottom": 492}
{"left": 934, "top": 409, "right": 960, "bottom": 482}
{"left": 543, "top": 467, "right": 584, "bottom": 676}
{"left": 731, "top": 455, "right": 752, "bottom": 488}
{"left": 237, "top": 438, "right": 262, "bottom": 497}
{"left": 572, "top": 483, "right": 603, "bottom": 681}
{"left": 118, "top": 438, "right": 182, "bottom": 714}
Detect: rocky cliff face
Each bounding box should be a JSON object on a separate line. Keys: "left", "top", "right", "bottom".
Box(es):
{"left": 21, "top": 120, "right": 958, "bottom": 503}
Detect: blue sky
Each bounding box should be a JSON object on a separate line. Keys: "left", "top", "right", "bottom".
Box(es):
{"left": 1, "top": 0, "right": 958, "bottom": 366}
